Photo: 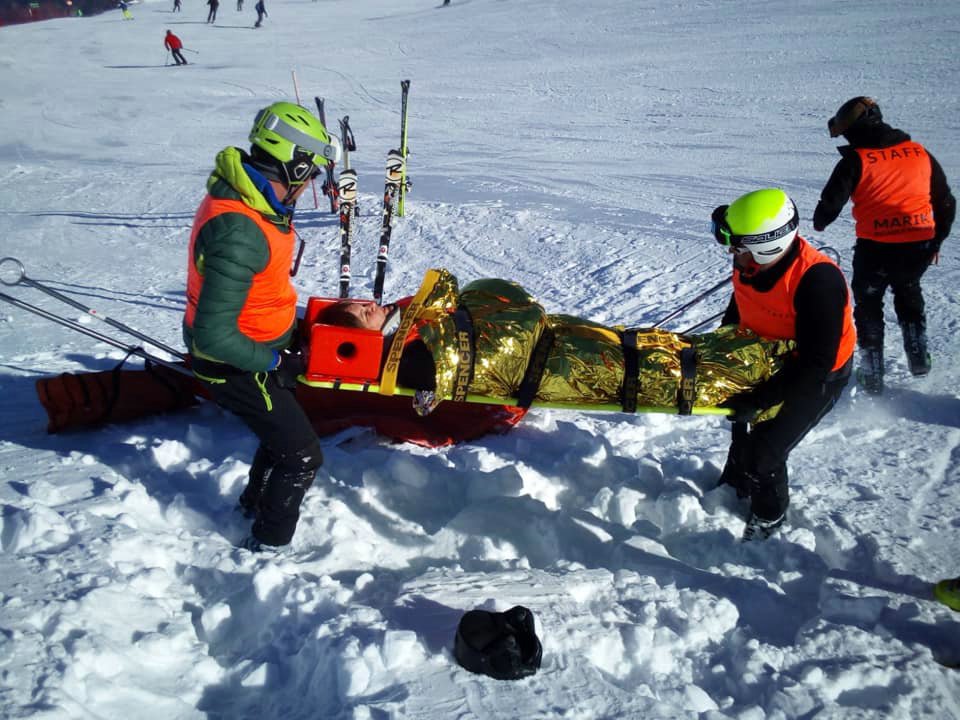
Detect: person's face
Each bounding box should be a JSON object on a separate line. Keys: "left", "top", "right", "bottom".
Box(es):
{"left": 343, "top": 301, "right": 388, "bottom": 331}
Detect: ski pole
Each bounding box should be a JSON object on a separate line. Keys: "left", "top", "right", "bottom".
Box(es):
{"left": 653, "top": 276, "right": 731, "bottom": 328}
{"left": 681, "top": 310, "right": 725, "bottom": 335}
{"left": 164, "top": 49, "right": 170, "bottom": 66}
{"left": 0, "top": 290, "right": 193, "bottom": 379}
{"left": 182, "top": 48, "right": 200, "bottom": 54}
{"left": 0, "top": 257, "right": 184, "bottom": 359}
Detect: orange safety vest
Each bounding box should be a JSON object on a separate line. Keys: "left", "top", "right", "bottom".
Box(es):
{"left": 733, "top": 237, "right": 855, "bottom": 372}
{"left": 185, "top": 195, "right": 297, "bottom": 343}
{"left": 852, "top": 141, "right": 935, "bottom": 243}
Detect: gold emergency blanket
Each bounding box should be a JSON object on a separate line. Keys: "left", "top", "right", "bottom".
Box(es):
{"left": 412, "top": 270, "right": 794, "bottom": 411}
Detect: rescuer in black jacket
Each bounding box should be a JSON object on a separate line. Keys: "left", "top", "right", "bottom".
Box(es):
{"left": 813, "top": 97, "right": 955, "bottom": 394}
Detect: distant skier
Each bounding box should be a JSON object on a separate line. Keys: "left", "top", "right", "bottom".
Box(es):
{"left": 236, "top": 0, "right": 242, "bottom": 10}
{"left": 164, "top": 29, "right": 187, "bottom": 66}
{"left": 254, "top": 0, "right": 266, "bottom": 27}
{"left": 443, "top": 0, "right": 450, "bottom": 5}
{"left": 206, "top": 0, "right": 219, "bottom": 23}
{"left": 173, "top": 0, "right": 181, "bottom": 11}
{"left": 118, "top": 0, "right": 133, "bottom": 20}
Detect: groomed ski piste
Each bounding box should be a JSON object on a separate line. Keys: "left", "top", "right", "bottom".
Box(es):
{"left": 1, "top": 0, "right": 959, "bottom": 717}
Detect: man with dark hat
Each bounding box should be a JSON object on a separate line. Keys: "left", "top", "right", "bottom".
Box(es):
{"left": 813, "top": 97, "right": 955, "bottom": 395}
{"left": 183, "top": 102, "right": 341, "bottom": 551}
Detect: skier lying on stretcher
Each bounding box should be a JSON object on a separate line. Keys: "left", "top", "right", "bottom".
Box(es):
{"left": 298, "top": 268, "right": 795, "bottom": 419}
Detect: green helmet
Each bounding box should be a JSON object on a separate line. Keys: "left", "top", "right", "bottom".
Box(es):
{"left": 713, "top": 188, "right": 799, "bottom": 264}
{"left": 249, "top": 101, "right": 341, "bottom": 184}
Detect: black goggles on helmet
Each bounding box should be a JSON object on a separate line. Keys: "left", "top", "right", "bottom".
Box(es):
{"left": 710, "top": 204, "right": 799, "bottom": 249}
{"left": 282, "top": 153, "right": 325, "bottom": 186}
{"left": 711, "top": 205, "right": 738, "bottom": 247}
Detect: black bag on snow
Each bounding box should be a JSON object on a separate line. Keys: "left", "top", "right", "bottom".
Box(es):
{"left": 453, "top": 605, "right": 542, "bottom": 680}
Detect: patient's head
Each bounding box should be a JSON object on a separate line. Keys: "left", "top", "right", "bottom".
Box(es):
{"left": 319, "top": 300, "right": 389, "bottom": 331}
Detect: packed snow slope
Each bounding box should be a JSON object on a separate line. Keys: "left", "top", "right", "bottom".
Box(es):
{"left": 1, "top": 0, "right": 960, "bottom": 718}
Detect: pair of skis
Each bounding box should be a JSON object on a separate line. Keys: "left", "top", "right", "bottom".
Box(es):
{"left": 316, "top": 80, "right": 410, "bottom": 305}
{"left": 315, "top": 81, "right": 411, "bottom": 303}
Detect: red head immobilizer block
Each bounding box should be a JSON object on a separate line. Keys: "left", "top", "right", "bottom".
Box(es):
{"left": 303, "top": 297, "right": 385, "bottom": 385}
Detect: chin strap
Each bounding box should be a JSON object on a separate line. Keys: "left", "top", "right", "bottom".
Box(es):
{"left": 243, "top": 163, "right": 295, "bottom": 217}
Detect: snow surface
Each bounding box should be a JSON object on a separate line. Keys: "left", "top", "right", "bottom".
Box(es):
{"left": 1, "top": 0, "right": 960, "bottom": 717}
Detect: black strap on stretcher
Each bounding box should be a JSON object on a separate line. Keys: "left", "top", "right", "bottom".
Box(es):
{"left": 515, "top": 326, "right": 555, "bottom": 409}
{"left": 451, "top": 306, "right": 476, "bottom": 402}
{"left": 620, "top": 329, "right": 640, "bottom": 413}
{"left": 677, "top": 346, "right": 698, "bottom": 415}
{"left": 622, "top": 330, "right": 698, "bottom": 415}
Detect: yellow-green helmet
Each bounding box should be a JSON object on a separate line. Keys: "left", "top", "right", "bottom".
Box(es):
{"left": 249, "top": 101, "right": 341, "bottom": 184}
{"left": 714, "top": 188, "right": 799, "bottom": 264}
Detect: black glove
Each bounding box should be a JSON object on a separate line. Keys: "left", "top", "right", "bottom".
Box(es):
{"left": 720, "top": 392, "right": 761, "bottom": 424}
{"left": 272, "top": 349, "right": 306, "bottom": 390}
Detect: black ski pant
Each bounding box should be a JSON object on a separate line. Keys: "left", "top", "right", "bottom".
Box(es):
{"left": 851, "top": 238, "right": 938, "bottom": 349}
{"left": 725, "top": 361, "right": 851, "bottom": 520}
{"left": 193, "top": 357, "right": 322, "bottom": 546}
{"left": 171, "top": 48, "right": 187, "bottom": 65}
{"left": 207, "top": 6, "right": 218, "bottom": 22}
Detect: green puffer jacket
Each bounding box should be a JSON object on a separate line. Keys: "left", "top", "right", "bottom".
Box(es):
{"left": 182, "top": 147, "right": 296, "bottom": 371}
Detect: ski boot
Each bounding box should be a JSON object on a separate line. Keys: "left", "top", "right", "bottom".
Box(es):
{"left": 717, "top": 422, "right": 751, "bottom": 497}
{"left": 237, "top": 445, "right": 274, "bottom": 519}
{"left": 237, "top": 534, "right": 282, "bottom": 555}
{"left": 741, "top": 467, "right": 788, "bottom": 541}
{"left": 856, "top": 347, "right": 884, "bottom": 395}
{"left": 900, "top": 320, "right": 931, "bottom": 377}
{"left": 742, "top": 512, "right": 785, "bottom": 542}
{"left": 934, "top": 577, "right": 960, "bottom": 612}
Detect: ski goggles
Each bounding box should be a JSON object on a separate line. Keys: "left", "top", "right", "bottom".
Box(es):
{"left": 281, "top": 157, "right": 325, "bottom": 186}
{"left": 259, "top": 110, "right": 343, "bottom": 166}
{"left": 711, "top": 205, "right": 742, "bottom": 248}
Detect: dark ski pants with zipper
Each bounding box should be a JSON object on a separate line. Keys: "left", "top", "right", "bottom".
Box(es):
{"left": 727, "top": 361, "right": 851, "bottom": 521}
{"left": 193, "top": 358, "right": 322, "bottom": 546}
{"left": 851, "top": 238, "right": 938, "bottom": 349}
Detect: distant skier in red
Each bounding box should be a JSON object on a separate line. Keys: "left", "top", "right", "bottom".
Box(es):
{"left": 164, "top": 30, "right": 188, "bottom": 66}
